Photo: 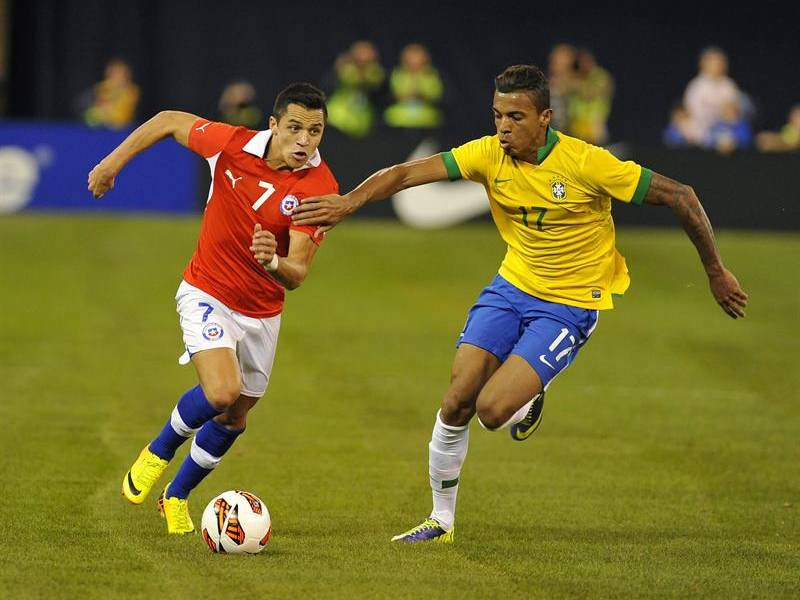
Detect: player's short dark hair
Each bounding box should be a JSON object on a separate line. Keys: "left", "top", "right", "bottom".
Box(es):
{"left": 494, "top": 65, "right": 550, "bottom": 113}
{"left": 273, "top": 83, "right": 327, "bottom": 122}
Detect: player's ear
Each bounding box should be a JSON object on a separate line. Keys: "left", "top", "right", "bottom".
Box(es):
{"left": 540, "top": 108, "right": 553, "bottom": 127}
{"left": 269, "top": 115, "right": 278, "bottom": 133}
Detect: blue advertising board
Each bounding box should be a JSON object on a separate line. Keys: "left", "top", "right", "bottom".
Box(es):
{"left": 0, "top": 122, "right": 199, "bottom": 214}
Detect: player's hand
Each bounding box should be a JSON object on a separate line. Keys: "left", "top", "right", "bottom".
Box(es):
{"left": 291, "top": 194, "right": 355, "bottom": 228}
{"left": 87, "top": 160, "right": 117, "bottom": 199}
{"left": 250, "top": 223, "right": 277, "bottom": 266}
{"left": 709, "top": 268, "right": 748, "bottom": 319}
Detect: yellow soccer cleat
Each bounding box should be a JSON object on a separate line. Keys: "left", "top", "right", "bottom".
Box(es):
{"left": 122, "top": 446, "right": 169, "bottom": 504}
{"left": 391, "top": 518, "right": 454, "bottom": 543}
{"left": 157, "top": 483, "right": 195, "bottom": 535}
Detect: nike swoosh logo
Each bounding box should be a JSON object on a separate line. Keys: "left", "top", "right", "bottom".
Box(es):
{"left": 127, "top": 471, "right": 142, "bottom": 495}
{"left": 538, "top": 355, "right": 555, "bottom": 370}
{"left": 494, "top": 178, "right": 513, "bottom": 185}
{"left": 392, "top": 140, "right": 490, "bottom": 228}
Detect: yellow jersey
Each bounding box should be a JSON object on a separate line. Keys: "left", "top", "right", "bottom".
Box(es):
{"left": 441, "top": 128, "right": 652, "bottom": 310}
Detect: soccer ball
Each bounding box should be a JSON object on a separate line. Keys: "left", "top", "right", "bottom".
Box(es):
{"left": 201, "top": 490, "right": 272, "bottom": 554}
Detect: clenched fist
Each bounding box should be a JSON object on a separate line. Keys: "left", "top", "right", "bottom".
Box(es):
{"left": 250, "top": 223, "right": 277, "bottom": 269}
{"left": 87, "top": 161, "right": 118, "bottom": 199}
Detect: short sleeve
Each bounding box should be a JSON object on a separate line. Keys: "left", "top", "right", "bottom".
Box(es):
{"left": 582, "top": 145, "right": 652, "bottom": 205}
{"left": 188, "top": 118, "right": 238, "bottom": 158}
{"left": 444, "top": 136, "right": 495, "bottom": 184}
{"left": 290, "top": 171, "right": 340, "bottom": 245}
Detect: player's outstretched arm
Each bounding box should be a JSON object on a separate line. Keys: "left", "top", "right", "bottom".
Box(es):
{"left": 250, "top": 225, "right": 318, "bottom": 291}
{"left": 291, "top": 154, "right": 449, "bottom": 227}
{"left": 643, "top": 172, "right": 749, "bottom": 319}
{"left": 87, "top": 111, "right": 199, "bottom": 199}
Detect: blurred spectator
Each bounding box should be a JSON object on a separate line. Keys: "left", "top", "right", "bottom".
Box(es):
{"left": 547, "top": 44, "right": 577, "bottom": 132}
{"left": 568, "top": 48, "right": 614, "bottom": 145}
{"left": 218, "top": 81, "right": 263, "bottom": 128}
{"left": 325, "top": 41, "right": 385, "bottom": 138}
{"left": 682, "top": 47, "right": 740, "bottom": 145}
{"left": 383, "top": 44, "right": 444, "bottom": 130}
{"left": 663, "top": 104, "right": 693, "bottom": 148}
{"left": 707, "top": 100, "right": 752, "bottom": 154}
{"left": 83, "top": 58, "right": 140, "bottom": 129}
{"left": 756, "top": 104, "right": 800, "bottom": 152}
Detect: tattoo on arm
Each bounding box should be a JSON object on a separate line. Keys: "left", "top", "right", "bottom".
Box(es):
{"left": 643, "top": 172, "right": 723, "bottom": 277}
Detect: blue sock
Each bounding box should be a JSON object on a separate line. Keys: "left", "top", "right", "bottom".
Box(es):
{"left": 148, "top": 385, "right": 222, "bottom": 461}
{"left": 168, "top": 420, "right": 244, "bottom": 499}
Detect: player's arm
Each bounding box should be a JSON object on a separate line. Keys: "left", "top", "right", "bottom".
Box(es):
{"left": 87, "top": 111, "right": 198, "bottom": 198}
{"left": 643, "top": 172, "right": 749, "bottom": 319}
{"left": 291, "top": 154, "right": 449, "bottom": 227}
{"left": 250, "top": 225, "right": 319, "bottom": 291}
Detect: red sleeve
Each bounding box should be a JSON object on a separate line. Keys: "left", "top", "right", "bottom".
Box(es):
{"left": 187, "top": 118, "right": 238, "bottom": 158}
{"left": 290, "top": 168, "right": 339, "bottom": 245}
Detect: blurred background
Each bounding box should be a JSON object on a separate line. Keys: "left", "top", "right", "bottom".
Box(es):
{"left": 2, "top": 0, "right": 800, "bottom": 228}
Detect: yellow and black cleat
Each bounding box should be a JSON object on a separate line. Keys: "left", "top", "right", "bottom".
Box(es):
{"left": 122, "top": 446, "right": 169, "bottom": 504}
{"left": 510, "top": 392, "right": 545, "bottom": 441}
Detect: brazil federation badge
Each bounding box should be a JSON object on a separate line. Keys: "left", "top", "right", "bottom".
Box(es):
{"left": 550, "top": 177, "right": 567, "bottom": 201}
{"left": 280, "top": 195, "right": 299, "bottom": 216}
{"left": 202, "top": 322, "right": 224, "bottom": 341}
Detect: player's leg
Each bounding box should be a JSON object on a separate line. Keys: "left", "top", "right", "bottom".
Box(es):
{"left": 159, "top": 393, "right": 257, "bottom": 534}
{"left": 123, "top": 348, "right": 240, "bottom": 498}
{"left": 393, "top": 343, "right": 501, "bottom": 543}
{"left": 159, "top": 312, "right": 279, "bottom": 533}
{"left": 122, "top": 281, "right": 241, "bottom": 504}
{"left": 475, "top": 354, "right": 543, "bottom": 431}
{"left": 393, "top": 278, "right": 519, "bottom": 543}
{"left": 122, "top": 284, "right": 242, "bottom": 505}
{"left": 477, "top": 309, "right": 599, "bottom": 437}
{"left": 149, "top": 346, "right": 241, "bottom": 456}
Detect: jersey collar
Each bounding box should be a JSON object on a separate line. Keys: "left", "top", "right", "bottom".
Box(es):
{"left": 535, "top": 126, "right": 559, "bottom": 163}
{"left": 242, "top": 129, "right": 322, "bottom": 171}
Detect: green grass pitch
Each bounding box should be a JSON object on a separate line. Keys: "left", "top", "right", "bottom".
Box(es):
{"left": 1, "top": 214, "right": 798, "bottom": 599}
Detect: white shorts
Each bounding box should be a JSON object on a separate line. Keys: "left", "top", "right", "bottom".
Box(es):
{"left": 175, "top": 280, "right": 281, "bottom": 397}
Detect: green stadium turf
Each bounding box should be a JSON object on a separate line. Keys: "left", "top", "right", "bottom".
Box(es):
{"left": 1, "top": 214, "right": 797, "bottom": 599}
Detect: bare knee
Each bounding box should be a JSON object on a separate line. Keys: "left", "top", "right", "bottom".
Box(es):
{"left": 441, "top": 389, "right": 476, "bottom": 427}
{"left": 441, "top": 363, "right": 481, "bottom": 425}
{"left": 475, "top": 394, "right": 511, "bottom": 431}
{"left": 203, "top": 382, "right": 241, "bottom": 411}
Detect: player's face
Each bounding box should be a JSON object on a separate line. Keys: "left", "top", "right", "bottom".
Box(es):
{"left": 269, "top": 104, "right": 325, "bottom": 170}
{"left": 493, "top": 91, "right": 551, "bottom": 161}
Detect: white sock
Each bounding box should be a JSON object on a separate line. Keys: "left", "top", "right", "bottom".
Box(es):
{"left": 428, "top": 410, "right": 469, "bottom": 531}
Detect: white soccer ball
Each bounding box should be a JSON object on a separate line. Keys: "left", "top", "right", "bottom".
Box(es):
{"left": 201, "top": 490, "right": 272, "bottom": 554}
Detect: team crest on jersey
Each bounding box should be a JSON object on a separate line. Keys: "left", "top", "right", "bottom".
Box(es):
{"left": 280, "top": 195, "right": 298, "bottom": 216}
{"left": 550, "top": 177, "right": 567, "bottom": 201}
{"left": 202, "top": 322, "right": 224, "bottom": 341}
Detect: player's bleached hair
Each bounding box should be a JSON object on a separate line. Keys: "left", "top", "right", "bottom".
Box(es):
{"left": 494, "top": 65, "right": 550, "bottom": 113}
{"left": 273, "top": 83, "right": 328, "bottom": 122}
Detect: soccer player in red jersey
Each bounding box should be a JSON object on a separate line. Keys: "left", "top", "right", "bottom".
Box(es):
{"left": 87, "top": 83, "right": 338, "bottom": 534}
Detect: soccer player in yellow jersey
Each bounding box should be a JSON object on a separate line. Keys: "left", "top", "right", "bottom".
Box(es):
{"left": 293, "top": 65, "right": 748, "bottom": 543}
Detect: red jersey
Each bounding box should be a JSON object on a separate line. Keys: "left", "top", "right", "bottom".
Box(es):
{"left": 183, "top": 118, "right": 338, "bottom": 318}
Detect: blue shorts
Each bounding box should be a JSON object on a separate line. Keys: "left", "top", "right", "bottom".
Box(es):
{"left": 457, "top": 275, "right": 599, "bottom": 389}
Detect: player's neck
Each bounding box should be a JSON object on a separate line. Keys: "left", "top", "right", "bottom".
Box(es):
{"left": 264, "top": 139, "right": 291, "bottom": 171}
{"left": 519, "top": 127, "right": 549, "bottom": 165}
